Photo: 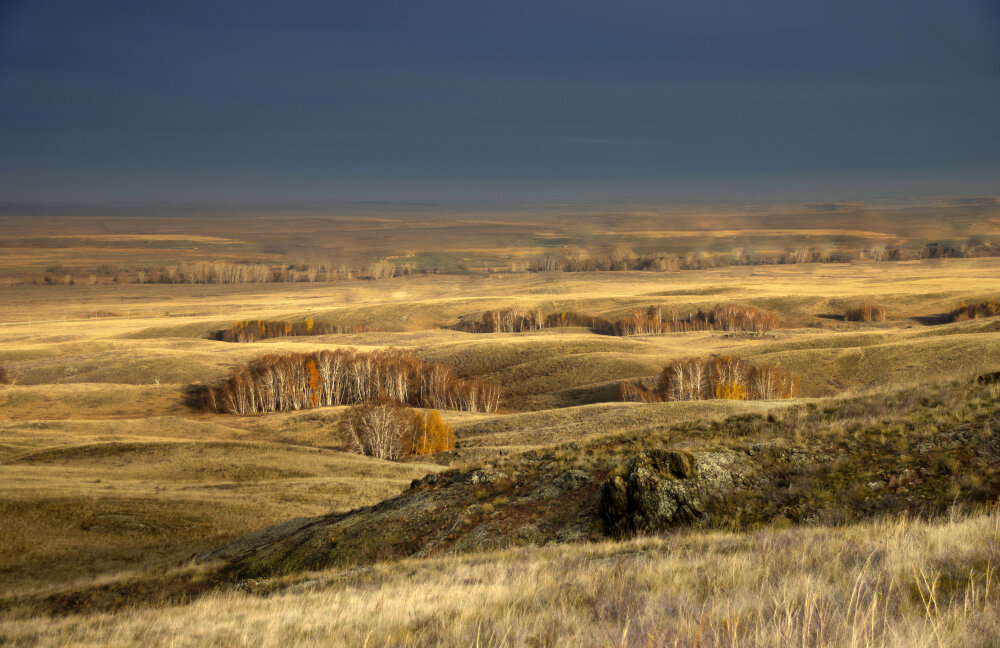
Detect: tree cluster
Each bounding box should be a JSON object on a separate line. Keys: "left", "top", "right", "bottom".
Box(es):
{"left": 453, "top": 308, "right": 611, "bottom": 334}
{"left": 217, "top": 318, "right": 368, "bottom": 342}
{"left": 526, "top": 238, "right": 1000, "bottom": 275}
{"left": 949, "top": 299, "right": 1000, "bottom": 322}
{"left": 620, "top": 355, "right": 799, "bottom": 403}
{"left": 610, "top": 304, "right": 782, "bottom": 336}
{"left": 844, "top": 303, "right": 888, "bottom": 323}
{"left": 193, "top": 348, "right": 502, "bottom": 415}
{"left": 72, "top": 260, "right": 415, "bottom": 285}
{"left": 339, "top": 404, "right": 456, "bottom": 461}
{"left": 453, "top": 304, "right": 780, "bottom": 337}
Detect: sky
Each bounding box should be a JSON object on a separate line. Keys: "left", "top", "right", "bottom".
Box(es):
{"left": 1, "top": 0, "right": 999, "bottom": 207}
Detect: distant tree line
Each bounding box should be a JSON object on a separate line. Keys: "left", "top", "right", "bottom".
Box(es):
{"left": 28, "top": 238, "right": 1000, "bottom": 286}
{"left": 527, "top": 239, "right": 1000, "bottom": 274}
{"left": 452, "top": 308, "right": 611, "bottom": 334}
{"left": 191, "top": 348, "right": 502, "bottom": 415}
{"left": 608, "top": 304, "right": 781, "bottom": 336}
{"left": 131, "top": 261, "right": 416, "bottom": 284}
{"left": 217, "top": 318, "right": 369, "bottom": 342}
{"left": 620, "top": 355, "right": 799, "bottom": 402}
{"left": 454, "top": 304, "right": 782, "bottom": 337}
{"left": 32, "top": 260, "right": 419, "bottom": 286}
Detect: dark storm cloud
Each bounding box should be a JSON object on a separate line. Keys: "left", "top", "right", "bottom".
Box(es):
{"left": 1, "top": 0, "right": 998, "bottom": 205}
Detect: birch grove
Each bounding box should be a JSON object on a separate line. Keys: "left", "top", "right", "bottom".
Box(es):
{"left": 194, "top": 348, "right": 502, "bottom": 414}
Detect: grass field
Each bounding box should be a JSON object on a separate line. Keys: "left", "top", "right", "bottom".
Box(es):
{"left": 1, "top": 211, "right": 999, "bottom": 644}
{"left": 4, "top": 511, "right": 998, "bottom": 647}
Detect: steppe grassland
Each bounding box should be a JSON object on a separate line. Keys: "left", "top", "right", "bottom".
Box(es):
{"left": 1, "top": 257, "right": 999, "bottom": 603}
{"left": 3, "top": 512, "right": 997, "bottom": 647}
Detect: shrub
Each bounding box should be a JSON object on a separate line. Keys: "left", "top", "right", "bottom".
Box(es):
{"left": 949, "top": 299, "right": 1000, "bottom": 322}
{"left": 845, "top": 303, "right": 888, "bottom": 323}
{"left": 0, "top": 366, "right": 10, "bottom": 385}
{"left": 194, "top": 348, "right": 502, "bottom": 414}
{"left": 618, "top": 380, "right": 659, "bottom": 403}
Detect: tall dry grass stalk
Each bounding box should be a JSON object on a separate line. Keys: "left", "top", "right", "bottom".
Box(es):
{"left": 4, "top": 511, "right": 997, "bottom": 647}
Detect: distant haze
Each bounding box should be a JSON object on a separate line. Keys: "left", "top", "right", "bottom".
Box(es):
{"left": 1, "top": 0, "right": 999, "bottom": 207}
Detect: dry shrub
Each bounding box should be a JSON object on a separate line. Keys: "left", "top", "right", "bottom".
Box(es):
{"left": 618, "top": 381, "right": 659, "bottom": 403}
{"left": 649, "top": 355, "right": 798, "bottom": 402}
{"left": 365, "top": 259, "right": 398, "bottom": 280}
{"left": 0, "top": 366, "right": 10, "bottom": 385}
{"left": 949, "top": 299, "right": 1000, "bottom": 322}
{"left": 177, "top": 262, "right": 274, "bottom": 284}
{"left": 844, "top": 302, "right": 888, "bottom": 323}
{"left": 195, "top": 348, "right": 502, "bottom": 415}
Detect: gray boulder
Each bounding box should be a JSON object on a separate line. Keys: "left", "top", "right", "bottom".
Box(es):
{"left": 601, "top": 448, "right": 749, "bottom": 536}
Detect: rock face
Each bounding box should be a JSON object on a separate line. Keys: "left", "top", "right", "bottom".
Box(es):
{"left": 601, "top": 448, "right": 749, "bottom": 537}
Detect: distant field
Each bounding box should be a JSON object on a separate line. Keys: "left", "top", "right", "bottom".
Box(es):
{"left": 1, "top": 206, "right": 999, "bottom": 648}
{"left": 2, "top": 197, "right": 998, "bottom": 278}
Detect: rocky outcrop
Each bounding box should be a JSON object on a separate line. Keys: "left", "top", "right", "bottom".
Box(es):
{"left": 195, "top": 460, "right": 602, "bottom": 579}
{"left": 601, "top": 448, "right": 752, "bottom": 536}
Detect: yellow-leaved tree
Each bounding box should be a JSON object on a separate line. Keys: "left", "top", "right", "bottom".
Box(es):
{"left": 410, "top": 410, "right": 456, "bottom": 455}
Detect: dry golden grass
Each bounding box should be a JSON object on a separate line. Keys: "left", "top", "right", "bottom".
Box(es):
{"left": 3, "top": 511, "right": 997, "bottom": 647}
{"left": 0, "top": 410, "right": 442, "bottom": 595}
{"left": 1, "top": 253, "right": 999, "bottom": 616}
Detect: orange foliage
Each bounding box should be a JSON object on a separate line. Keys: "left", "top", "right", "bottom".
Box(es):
{"left": 949, "top": 299, "right": 1000, "bottom": 322}
{"left": 409, "top": 410, "right": 456, "bottom": 455}
{"left": 306, "top": 359, "right": 321, "bottom": 407}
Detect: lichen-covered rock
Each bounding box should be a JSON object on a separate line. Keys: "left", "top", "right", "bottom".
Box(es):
{"left": 554, "top": 469, "right": 591, "bottom": 490}
{"left": 601, "top": 448, "right": 750, "bottom": 537}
